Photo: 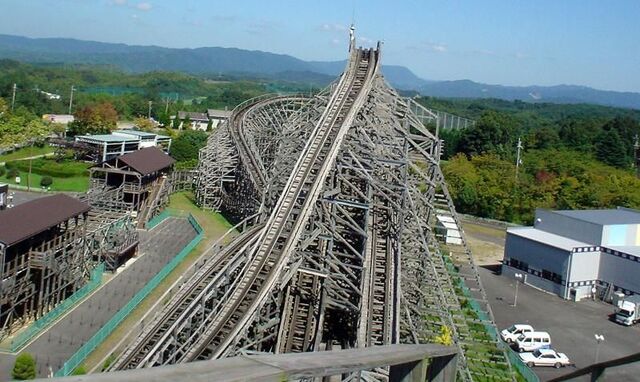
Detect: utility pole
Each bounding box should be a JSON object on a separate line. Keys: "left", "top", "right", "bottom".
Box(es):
{"left": 148, "top": 101, "right": 153, "bottom": 119}
{"left": 68, "top": 85, "right": 75, "bottom": 114}
{"left": 634, "top": 134, "right": 639, "bottom": 179}
{"left": 11, "top": 83, "right": 17, "bottom": 112}
{"left": 515, "top": 137, "right": 523, "bottom": 181}
{"left": 165, "top": 97, "right": 169, "bottom": 114}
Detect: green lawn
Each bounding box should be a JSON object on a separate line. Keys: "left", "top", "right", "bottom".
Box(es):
{"left": 2, "top": 172, "right": 89, "bottom": 192}
{"left": 167, "top": 191, "right": 236, "bottom": 242}
{"left": 0, "top": 146, "right": 55, "bottom": 163}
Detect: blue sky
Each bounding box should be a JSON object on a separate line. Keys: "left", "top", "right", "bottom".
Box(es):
{"left": 1, "top": 0, "right": 639, "bottom": 92}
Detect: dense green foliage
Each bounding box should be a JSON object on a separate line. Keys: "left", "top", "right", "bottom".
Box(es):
{"left": 444, "top": 150, "right": 640, "bottom": 224}
{"left": 6, "top": 168, "right": 19, "bottom": 179}
{"left": 6, "top": 158, "right": 90, "bottom": 178}
{"left": 40, "top": 176, "right": 53, "bottom": 187}
{"left": 12, "top": 353, "right": 36, "bottom": 380}
{"left": 170, "top": 130, "right": 208, "bottom": 163}
{"left": 71, "top": 365, "right": 87, "bottom": 375}
{"left": 68, "top": 102, "right": 118, "bottom": 136}
{"left": 0, "top": 60, "right": 315, "bottom": 122}
{"left": 0, "top": 101, "right": 50, "bottom": 149}
{"left": 427, "top": 97, "right": 640, "bottom": 223}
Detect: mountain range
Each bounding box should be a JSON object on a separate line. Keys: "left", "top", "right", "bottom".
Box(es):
{"left": 1, "top": 34, "right": 639, "bottom": 110}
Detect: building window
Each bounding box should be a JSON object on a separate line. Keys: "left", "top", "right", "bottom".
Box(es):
{"left": 509, "top": 258, "right": 529, "bottom": 272}
{"left": 541, "top": 269, "right": 562, "bottom": 284}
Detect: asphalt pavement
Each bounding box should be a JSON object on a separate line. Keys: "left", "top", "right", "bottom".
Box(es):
{"left": 0, "top": 217, "right": 196, "bottom": 379}
{"left": 480, "top": 265, "right": 640, "bottom": 381}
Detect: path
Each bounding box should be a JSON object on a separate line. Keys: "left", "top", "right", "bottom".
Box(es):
{"left": 0, "top": 218, "right": 196, "bottom": 379}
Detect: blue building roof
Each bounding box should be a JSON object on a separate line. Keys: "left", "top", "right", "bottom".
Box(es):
{"left": 553, "top": 208, "right": 640, "bottom": 226}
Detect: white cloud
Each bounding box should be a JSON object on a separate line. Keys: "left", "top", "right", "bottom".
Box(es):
{"left": 246, "top": 20, "right": 279, "bottom": 35}
{"left": 513, "top": 52, "right": 530, "bottom": 60}
{"left": 330, "top": 38, "right": 342, "bottom": 45}
{"left": 358, "top": 36, "right": 375, "bottom": 45}
{"left": 428, "top": 43, "right": 447, "bottom": 52}
{"left": 407, "top": 41, "right": 448, "bottom": 53}
{"left": 136, "top": 2, "right": 152, "bottom": 11}
{"left": 472, "top": 49, "right": 497, "bottom": 56}
{"left": 110, "top": 0, "right": 127, "bottom": 5}
{"left": 318, "top": 23, "right": 347, "bottom": 33}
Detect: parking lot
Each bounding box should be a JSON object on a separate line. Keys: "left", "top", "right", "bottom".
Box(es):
{"left": 480, "top": 265, "right": 640, "bottom": 381}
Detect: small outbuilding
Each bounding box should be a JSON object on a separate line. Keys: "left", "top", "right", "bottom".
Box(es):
{"left": 90, "top": 147, "right": 176, "bottom": 225}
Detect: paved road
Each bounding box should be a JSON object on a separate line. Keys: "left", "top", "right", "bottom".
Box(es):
{"left": 480, "top": 266, "right": 640, "bottom": 381}
{"left": 4, "top": 189, "right": 47, "bottom": 207}
{"left": 0, "top": 218, "right": 196, "bottom": 379}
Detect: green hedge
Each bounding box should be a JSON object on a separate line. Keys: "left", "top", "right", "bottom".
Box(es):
{"left": 6, "top": 158, "right": 90, "bottom": 178}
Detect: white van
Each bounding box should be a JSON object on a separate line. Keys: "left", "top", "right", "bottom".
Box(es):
{"left": 515, "top": 331, "right": 551, "bottom": 352}
{"left": 501, "top": 324, "right": 534, "bottom": 343}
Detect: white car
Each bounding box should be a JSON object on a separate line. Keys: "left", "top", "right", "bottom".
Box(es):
{"left": 519, "top": 349, "right": 571, "bottom": 368}
{"left": 500, "top": 324, "right": 534, "bottom": 343}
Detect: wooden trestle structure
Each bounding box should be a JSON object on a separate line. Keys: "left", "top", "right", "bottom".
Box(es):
{"left": 0, "top": 190, "right": 139, "bottom": 340}
{"left": 113, "top": 36, "right": 515, "bottom": 381}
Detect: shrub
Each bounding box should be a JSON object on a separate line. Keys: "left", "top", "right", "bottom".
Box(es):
{"left": 0, "top": 166, "right": 5, "bottom": 177}
{"left": 6, "top": 168, "right": 19, "bottom": 179}
{"left": 12, "top": 352, "right": 36, "bottom": 380}
{"left": 5, "top": 158, "right": 89, "bottom": 178}
{"left": 71, "top": 365, "right": 87, "bottom": 375}
{"left": 40, "top": 176, "right": 53, "bottom": 187}
{"left": 101, "top": 354, "right": 116, "bottom": 372}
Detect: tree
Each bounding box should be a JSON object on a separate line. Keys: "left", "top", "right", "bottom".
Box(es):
{"left": 458, "top": 111, "right": 517, "bottom": 158}
{"left": 0, "top": 96, "right": 7, "bottom": 117}
{"left": 133, "top": 116, "right": 155, "bottom": 132}
{"left": 12, "top": 352, "right": 36, "bottom": 380}
{"left": 170, "top": 130, "right": 208, "bottom": 162}
{"left": 68, "top": 102, "right": 118, "bottom": 136}
{"left": 50, "top": 122, "right": 67, "bottom": 138}
{"left": 594, "top": 129, "right": 629, "bottom": 168}
{"left": 40, "top": 176, "right": 53, "bottom": 187}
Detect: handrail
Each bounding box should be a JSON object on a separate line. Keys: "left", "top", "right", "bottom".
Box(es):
{"left": 37, "top": 345, "right": 459, "bottom": 382}
{"left": 548, "top": 351, "right": 640, "bottom": 381}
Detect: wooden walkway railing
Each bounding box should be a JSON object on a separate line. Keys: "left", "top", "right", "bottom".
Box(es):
{"left": 37, "top": 344, "right": 458, "bottom": 382}
{"left": 549, "top": 351, "right": 640, "bottom": 382}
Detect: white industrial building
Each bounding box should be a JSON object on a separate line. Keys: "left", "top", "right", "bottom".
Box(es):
{"left": 75, "top": 130, "right": 171, "bottom": 162}
{"left": 502, "top": 208, "right": 640, "bottom": 301}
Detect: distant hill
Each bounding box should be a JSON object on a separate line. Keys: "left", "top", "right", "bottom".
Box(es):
{"left": 1, "top": 34, "right": 638, "bottom": 109}
{"left": 418, "top": 80, "right": 640, "bottom": 110}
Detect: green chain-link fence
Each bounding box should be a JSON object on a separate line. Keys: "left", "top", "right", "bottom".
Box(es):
{"left": 446, "top": 258, "right": 540, "bottom": 382}
{"left": 55, "top": 212, "right": 203, "bottom": 376}
{"left": 1, "top": 263, "right": 105, "bottom": 353}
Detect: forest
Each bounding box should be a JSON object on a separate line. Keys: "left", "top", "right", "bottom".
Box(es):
{"left": 416, "top": 97, "right": 640, "bottom": 224}
{"left": 0, "top": 60, "right": 319, "bottom": 126}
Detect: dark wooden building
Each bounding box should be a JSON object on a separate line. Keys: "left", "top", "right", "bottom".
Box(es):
{"left": 90, "top": 147, "right": 176, "bottom": 226}
{"left": 0, "top": 194, "right": 91, "bottom": 336}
